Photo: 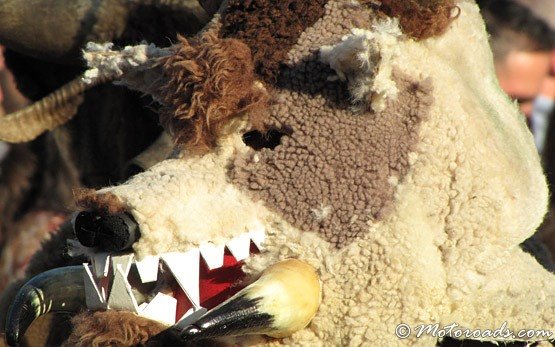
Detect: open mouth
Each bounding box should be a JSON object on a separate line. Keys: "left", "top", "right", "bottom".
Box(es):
{"left": 82, "top": 228, "right": 266, "bottom": 328}
{"left": 6, "top": 222, "right": 321, "bottom": 345}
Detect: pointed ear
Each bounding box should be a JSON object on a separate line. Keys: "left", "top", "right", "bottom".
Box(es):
{"left": 157, "top": 32, "right": 269, "bottom": 150}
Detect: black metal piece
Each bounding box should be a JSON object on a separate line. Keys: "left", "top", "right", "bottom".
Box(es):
{"left": 72, "top": 211, "right": 140, "bottom": 251}
{"left": 179, "top": 294, "right": 274, "bottom": 341}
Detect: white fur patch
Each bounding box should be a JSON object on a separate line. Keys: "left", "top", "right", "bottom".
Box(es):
{"left": 97, "top": 135, "right": 268, "bottom": 259}
{"left": 319, "top": 19, "right": 402, "bottom": 112}
{"left": 82, "top": 42, "right": 168, "bottom": 84}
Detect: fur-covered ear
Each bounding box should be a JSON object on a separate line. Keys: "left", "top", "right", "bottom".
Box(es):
{"left": 159, "top": 32, "right": 269, "bottom": 151}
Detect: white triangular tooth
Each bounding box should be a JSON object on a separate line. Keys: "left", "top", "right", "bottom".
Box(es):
{"left": 93, "top": 252, "right": 110, "bottom": 278}
{"left": 111, "top": 253, "right": 134, "bottom": 277}
{"left": 199, "top": 243, "right": 225, "bottom": 270}
{"left": 226, "top": 233, "right": 251, "bottom": 261}
{"left": 249, "top": 224, "right": 266, "bottom": 250}
{"left": 83, "top": 264, "right": 106, "bottom": 310}
{"left": 135, "top": 255, "right": 160, "bottom": 283}
{"left": 162, "top": 249, "right": 201, "bottom": 308}
{"left": 175, "top": 307, "right": 208, "bottom": 329}
{"left": 139, "top": 293, "right": 177, "bottom": 326}
{"left": 107, "top": 264, "right": 139, "bottom": 312}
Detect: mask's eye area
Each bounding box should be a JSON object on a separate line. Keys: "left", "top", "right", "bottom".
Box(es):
{"left": 242, "top": 129, "right": 288, "bottom": 151}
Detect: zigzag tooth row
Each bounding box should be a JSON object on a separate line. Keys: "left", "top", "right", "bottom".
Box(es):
{"left": 84, "top": 228, "right": 266, "bottom": 325}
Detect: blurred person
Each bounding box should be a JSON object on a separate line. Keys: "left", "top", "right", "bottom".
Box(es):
{"left": 478, "top": 0, "right": 554, "bottom": 119}
{"left": 516, "top": 0, "right": 555, "bottom": 30}
{"left": 531, "top": 53, "right": 555, "bottom": 154}
{"left": 478, "top": 0, "right": 555, "bottom": 268}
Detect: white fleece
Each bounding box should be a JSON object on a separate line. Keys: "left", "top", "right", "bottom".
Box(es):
{"left": 319, "top": 19, "right": 402, "bottom": 112}
{"left": 91, "top": 1, "right": 555, "bottom": 346}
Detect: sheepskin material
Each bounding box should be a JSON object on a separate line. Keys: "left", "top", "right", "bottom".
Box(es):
{"left": 232, "top": 70, "right": 432, "bottom": 247}
{"left": 83, "top": 42, "right": 167, "bottom": 85}
{"left": 370, "top": 0, "right": 458, "bottom": 40}
{"left": 220, "top": 0, "right": 329, "bottom": 83}
{"left": 319, "top": 20, "right": 403, "bottom": 111}
{"left": 94, "top": 134, "right": 270, "bottom": 259}
{"left": 13, "top": 0, "right": 555, "bottom": 346}
{"left": 159, "top": 33, "right": 269, "bottom": 150}
{"left": 65, "top": 310, "right": 166, "bottom": 347}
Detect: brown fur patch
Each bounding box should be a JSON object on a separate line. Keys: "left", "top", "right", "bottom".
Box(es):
{"left": 230, "top": 2, "right": 433, "bottom": 249}
{"left": 368, "top": 0, "right": 457, "bottom": 40}
{"left": 74, "top": 188, "right": 127, "bottom": 215}
{"left": 159, "top": 33, "right": 269, "bottom": 150}
{"left": 65, "top": 310, "right": 166, "bottom": 347}
{"left": 220, "top": 0, "right": 329, "bottom": 83}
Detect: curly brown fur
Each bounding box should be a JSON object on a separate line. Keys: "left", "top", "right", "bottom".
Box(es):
{"left": 159, "top": 33, "right": 269, "bottom": 150}
{"left": 220, "top": 0, "right": 328, "bottom": 83}
{"left": 66, "top": 310, "right": 166, "bottom": 347}
{"left": 74, "top": 188, "right": 128, "bottom": 215}
{"left": 366, "top": 0, "right": 457, "bottom": 40}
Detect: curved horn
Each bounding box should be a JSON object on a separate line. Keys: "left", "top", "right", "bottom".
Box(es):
{"left": 0, "top": 0, "right": 110, "bottom": 62}
{"left": 5, "top": 266, "right": 86, "bottom": 346}
{"left": 0, "top": 0, "right": 220, "bottom": 63}
{"left": 178, "top": 259, "right": 321, "bottom": 341}
{"left": 0, "top": 75, "right": 110, "bottom": 143}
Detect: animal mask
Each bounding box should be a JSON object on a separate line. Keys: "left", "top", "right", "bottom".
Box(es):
{"left": 4, "top": 0, "right": 555, "bottom": 346}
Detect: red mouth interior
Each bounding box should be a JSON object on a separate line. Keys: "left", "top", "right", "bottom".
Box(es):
{"left": 173, "top": 244, "right": 259, "bottom": 321}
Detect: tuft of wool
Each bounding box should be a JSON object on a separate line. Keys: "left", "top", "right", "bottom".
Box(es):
{"left": 82, "top": 42, "right": 168, "bottom": 84}
{"left": 319, "top": 18, "right": 402, "bottom": 111}
{"left": 159, "top": 33, "right": 269, "bottom": 151}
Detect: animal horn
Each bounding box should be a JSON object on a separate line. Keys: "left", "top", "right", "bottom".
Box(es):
{"left": 0, "top": 0, "right": 112, "bottom": 62}
{"left": 0, "top": 0, "right": 220, "bottom": 63}
{"left": 5, "top": 266, "right": 86, "bottom": 347}
{"left": 178, "top": 259, "right": 322, "bottom": 341}
{"left": 0, "top": 75, "right": 111, "bottom": 143}
{"left": 152, "top": 0, "right": 215, "bottom": 18}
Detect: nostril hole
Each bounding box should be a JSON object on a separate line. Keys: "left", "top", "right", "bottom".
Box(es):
{"left": 242, "top": 129, "right": 287, "bottom": 151}
{"left": 72, "top": 210, "right": 141, "bottom": 251}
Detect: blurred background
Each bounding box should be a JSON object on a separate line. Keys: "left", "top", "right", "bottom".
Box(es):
{"left": 475, "top": 0, "right": 555, "bottom": 269}
{"left": 0, "top": 0, "right": 555, "bottom": 293}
